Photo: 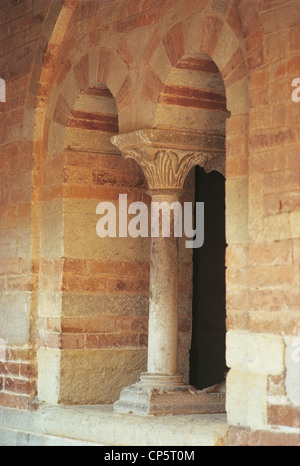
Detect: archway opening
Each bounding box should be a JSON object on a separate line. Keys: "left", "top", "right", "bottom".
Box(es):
{"left": 189, "top": 166, "right": 227, "bottom": 389}
{"left": 155, "top": 52, "right": 228, "bottom": 390}
{"left": 38, "top": 77, "right": 150, "bottom": 405}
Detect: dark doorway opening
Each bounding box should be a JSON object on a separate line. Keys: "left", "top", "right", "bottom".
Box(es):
{"left": 189, "top": 166, "right": 227, "bottom": 390}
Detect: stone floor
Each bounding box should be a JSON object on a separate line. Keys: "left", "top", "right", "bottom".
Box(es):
{"left": 0, "top": 405, "right": 228, "bottom": 446}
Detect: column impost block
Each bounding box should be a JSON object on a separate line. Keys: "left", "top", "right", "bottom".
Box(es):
{"left": 111, "top": 129, "right": 225, "bottom": 190}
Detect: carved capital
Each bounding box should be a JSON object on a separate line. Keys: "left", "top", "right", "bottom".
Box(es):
{"left": 111, "top": 129, "right": 225, "bottom": 191}
{"left": 203, "top": 155, "right": 226, "bottom": 177}
{"left": 123, "top": 148, "right": 210, "bottom": 190}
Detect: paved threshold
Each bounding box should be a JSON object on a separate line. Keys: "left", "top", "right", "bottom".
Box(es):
{"left": 36, "top": 405, "right": 228, "bottom": 446}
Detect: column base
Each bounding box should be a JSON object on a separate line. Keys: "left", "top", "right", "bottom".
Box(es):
{"left": 113, "top": 373, "right": 226, "bottom": 416}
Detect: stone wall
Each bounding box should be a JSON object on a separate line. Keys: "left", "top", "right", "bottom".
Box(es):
{"left": 0, "top": 0, "right": 299, "bottom": 446}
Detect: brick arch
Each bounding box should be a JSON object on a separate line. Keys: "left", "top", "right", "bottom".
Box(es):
{"left": 49, "top": 44, "right": 131, "bottom": 151}
{"left": 142, "top": 10, "right": 250, "bottom": 224}
{"left": 142, "top": 10, "right": 249, "bottom": 124}
{"left": 32, "top": 5, "right": 148, "bottom": 406}
{"left": 43, "top": 44, "right": 134, "bottom": 162}
{"left": 140, "top": 7, "right": 251, "bottom": 404}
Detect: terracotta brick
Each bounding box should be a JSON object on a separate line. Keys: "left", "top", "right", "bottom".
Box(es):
{"left": 249, "top": 87, "right": 269, "bottom": 108}
{"left": 116, "top": 316, "right": 148, "bottom": 333}
{"left": 261, "top": 4, "right": 300, "bottom": 34}
{"left": 226, "top": 133, "right": 247, "bottom": 158}
{"left": 259, "top": 0, "right": 286, "bottom": 12}
{"left": 163, "top": 22, "right": 185, "bottom": 67}
{"left": 226, "top": 267, "right": 249, "bottom": 289}
{"left": 110, "top": 0, "right": 175, "bottom": 33}
{"left": 106, "top": 277, "right": 149, "bottom": 294}
{"left": 0, "top": 392, "right": 32, "bottom": 410}
{"left": 275, "top": 56, "right": 300, "bottom": 78}
{"left": 224, "top": 61, "right": 248, "bottom": 88}
{"left": 249, "top": 107, "right": 270, "bottom": 130}
{"left": 222, "top": 47, "right": 244, "bottom": 80}
{"left": 249, "top": 265, "right": 299, "bottom": 289}
{"left": 250, "top": 129, "right": 296, "bottom": 149}
{"left": 200, "top": 15, "right": 223, "bottom": 56}
{"left": 142, "top": 66, "right": 163, "bottom": 102}
{"left": 246, "top": 29, "right": 263, "bottom": 52}
{"left": 4, "top": 377, "right": 35, "bottom": 396}
{"left": 0, "top": 206, "right": 17, "bottom": 229}
{"left": 264, "top": 32, "right": 289, "bottom": 63}
{"left": 0, "top": 361, "right": 19, "bottom": 376}
{"left": 115, "top": 76, "right": 134, "bottom": 112}
{"left": 226, "top": 303, "right": 248, "bottom": 327}
{"left": 64, "top": 165, "right": 92, "bottom": 184}
{"left": 61, "top": 317, "right": 116, "bottom": 334}
{"left": 62, "top": 274, "right": 108, "bottom": 293}
{"left": 226, "top": 114, "right": 249, "bottom": 135}
{"left": 62, "top": 258, "right": 87, "bottom": 274}
{"left": 87, "top": 260, "right": 149, "bottom": 278}
{"left": 227, "top": 426, "right": 250, "bottom": 446}
{"left": 85, "top": 333, "right": 140, "bottom": 349}
{"left": 7, "top": 274, "right": 36, "bottom": 292}
{"left": 226, "top": 238, "right": 249, "bottom": 274}
{"left": 263, "top": 170, "right": 299, "bottom": 194}
{"left": 248, "top": 310, "right": 300, "bottom": 335}
{"left": 53, "top": 93, "right": 71, "bottom": 126}
{"left": 289, "top": 26, "right": 300, "bottom": 53}
{"left": 182, "top": 0, "right": 208, "bottom": 15}
{"left": 19, "top": 363, "right": 37, "bottom": 379}
{"left": 247, "top": 45, "right": 264, "bottom": 70}
{"left": 7, "top": 348, "right": 34, "bottom": 362}
{"left": 248, "top": 429, "right": 300, "bottom": 446}
{"left": 61, "top": 333, "right": 85, "bottom": 350}
{"left": 264, "top": 192, "right": 300, "bottom": 215}
{"left": 249, "top": 148, "right": 299, "bottom": 174}
{"left": 249, "top": 241, "right": 293, "bottom": 266}
{"left": 268, "top": 405, "right": 300, "bottom": 429}
{"left": 74, "top": 53, "right": 89, "bottom": 91}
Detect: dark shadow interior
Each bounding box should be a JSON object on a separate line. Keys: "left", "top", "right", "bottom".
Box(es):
{"left": 189, "top": 166, "right": 227, "bottom": 390}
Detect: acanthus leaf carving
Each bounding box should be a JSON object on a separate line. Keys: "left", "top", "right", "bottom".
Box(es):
{"left": 123, "top": 149, "right": 211, "bottom": 191}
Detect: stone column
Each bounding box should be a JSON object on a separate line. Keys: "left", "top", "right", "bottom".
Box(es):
{"left": 147, "top": 191, "right": 180, "bottom": 377}
{"left": 111, "top": 129, "right": 226, "bottom": 415}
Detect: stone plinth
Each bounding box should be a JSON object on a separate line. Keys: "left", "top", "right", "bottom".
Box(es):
{"left": 114, "top": 373, "right": 226, "bottom": 415}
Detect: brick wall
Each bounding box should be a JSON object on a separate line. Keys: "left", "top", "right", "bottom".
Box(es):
{"left": 226, "top": 0, "right": 300, "bottom": 445}
{"left": 0, "top": 0, "right": 63, "bottom": 410}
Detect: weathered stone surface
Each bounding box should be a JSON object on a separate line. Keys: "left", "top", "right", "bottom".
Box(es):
{"left": 0, "top": 294, "right": 30, "bottom": 345}
{"left": 114, "top": 373, "right": 226, "bottom": 416}
{"left": 226, "top": 369, "right": 268, "bottom": 428}
{"left": 34, "top": 405, "right": 228, "bottom": 446}
{"left": 59, "top": 349, "right": 147, "bottom": 404}
{"left": 226, "top": 331, "right": 285, "bottom": 375}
